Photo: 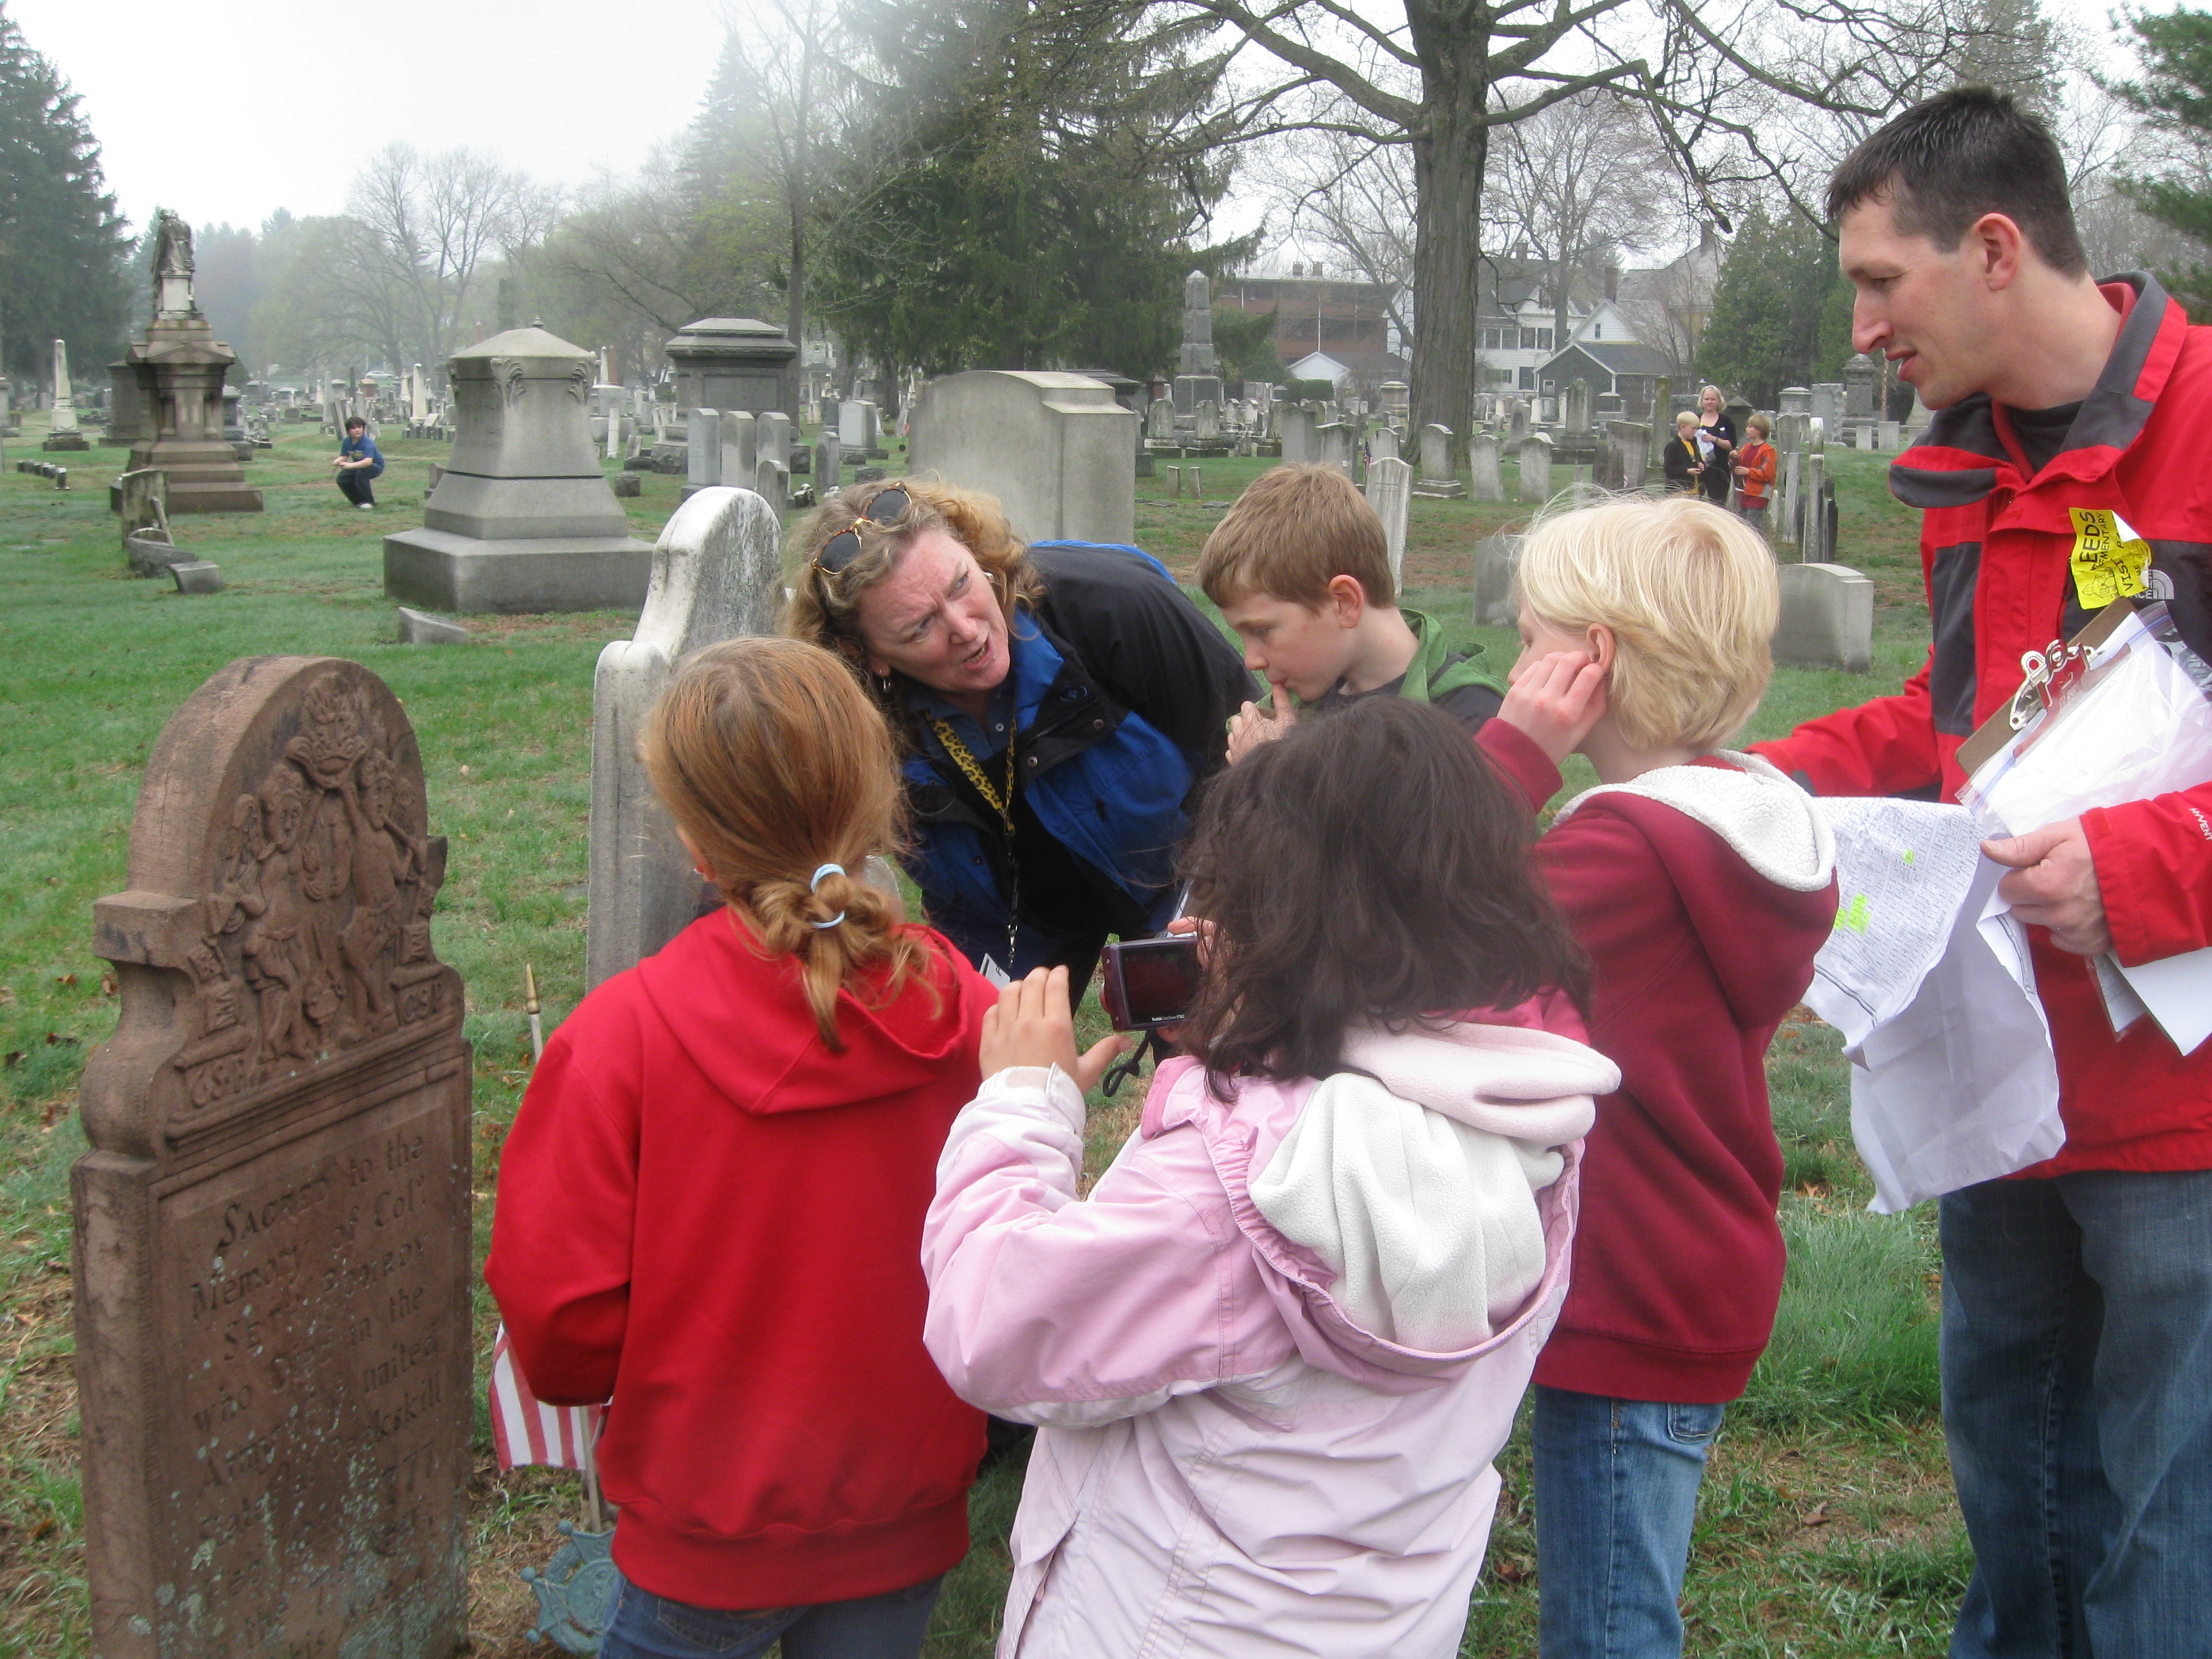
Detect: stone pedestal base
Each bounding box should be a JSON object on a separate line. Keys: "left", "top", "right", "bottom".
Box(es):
{"left": 43, "top": 432, "right": 89, "bottom": 452}
{"left": 1412, "top": 480, "right": 1466, "bottom": 499}
{"left": 127, "top": 438, "right": 262, "bottom": 513}
{"left": 384, "top": 527, "right": 653, "bottom": 614}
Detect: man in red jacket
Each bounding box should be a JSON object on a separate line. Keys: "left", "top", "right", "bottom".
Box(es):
{"left": 1753, "top": 87, "right": 2212, "bottom": 1658}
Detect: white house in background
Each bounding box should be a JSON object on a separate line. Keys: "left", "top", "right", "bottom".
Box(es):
{"left": 1288, "top": 348, "right": 1412, "bottom": 396}
{"left": 1572, "top": 300, "right": 1637, "bottom": 346}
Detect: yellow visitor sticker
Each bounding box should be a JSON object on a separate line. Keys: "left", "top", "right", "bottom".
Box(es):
{"left": 2070, "top": 508, "right": 2152, "bottom": 609}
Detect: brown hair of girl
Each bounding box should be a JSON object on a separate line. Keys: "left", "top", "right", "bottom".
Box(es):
{"left": 640, "top": 636, "right": 933, "bottom": 1051}
{"left": 1174, "top": 695, "right": 1588, "bottom": 1096}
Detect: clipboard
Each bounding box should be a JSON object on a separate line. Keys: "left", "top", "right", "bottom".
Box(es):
{"left": 1954, "top": 598, "right": 2141, "bottom": 787}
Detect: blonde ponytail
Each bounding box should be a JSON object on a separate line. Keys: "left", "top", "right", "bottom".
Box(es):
{"left": 640, "top": 637, "right": 933, "bottom": 1050}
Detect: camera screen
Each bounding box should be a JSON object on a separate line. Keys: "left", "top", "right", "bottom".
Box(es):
{"left": 1117, "top": 939, "right": 1203, "bottom": 1025}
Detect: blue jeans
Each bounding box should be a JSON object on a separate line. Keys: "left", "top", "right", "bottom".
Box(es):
{"left": 596, "top": 1570, "right": 943, "bottom": 1659}
{"left": 1940, "top": 1170, "right": 2212, "bottom": 1658}
{"left": 1532, "top": 1387, "right": 1726, "bottom": 1659}
{"left": 336, "top": 467, "right": 375, "bottom": 506}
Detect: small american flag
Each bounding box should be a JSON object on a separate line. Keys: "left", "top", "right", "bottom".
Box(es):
{"left": 489, "top": 1322, "right": 605, "bottom": 1471}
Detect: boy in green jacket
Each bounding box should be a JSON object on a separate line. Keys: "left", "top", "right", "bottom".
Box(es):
{"left": 1200, "top": 462, "right": 1502, "bottom": 762}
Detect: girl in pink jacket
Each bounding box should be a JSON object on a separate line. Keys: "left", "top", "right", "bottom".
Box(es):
{"left": 922, "top": 697, "right": 1621, "bottom": 1658}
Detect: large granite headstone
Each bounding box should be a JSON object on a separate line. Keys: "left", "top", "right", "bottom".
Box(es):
{"left": 906, "top": 371, "right": 1136, "bottom": 545}
{"left": 76, "top": 655, "right": 469, "bottom": 1657}
{"left": 1279, "top": 405, "right": 1315, "bottom": 465}
{"left": 664, "top": 318, "right": 798, "bottom": 416}
{"left": 384, "top": 326, "right": 653, "bottom": 613}
{"left": 588, "top": 489, "right": 783, "bottom": 987}
{"left": 1366, "top": 456, "right": 1412, "bottom": 588}
{"left": 815, "top": 428, "right": 841, "bottom": 495}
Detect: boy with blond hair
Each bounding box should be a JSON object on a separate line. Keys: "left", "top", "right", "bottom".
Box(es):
{"left": 1197, "top": 462, "right": 1502, "bottom": 761}
{"left": 1475, "top": 495, "right": 1838, "bottom": 1659}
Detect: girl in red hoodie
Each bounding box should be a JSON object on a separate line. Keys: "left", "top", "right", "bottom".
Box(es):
{"left": 487, "top": 638, "right": 993, "bottom": 1659}
{"left": 1475, "top": 497, "right": 1839, "bottom": 1659}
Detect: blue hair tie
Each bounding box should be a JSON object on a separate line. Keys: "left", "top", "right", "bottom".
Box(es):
{"left": 808, "top": 863, "right": 846, "bottom": 930}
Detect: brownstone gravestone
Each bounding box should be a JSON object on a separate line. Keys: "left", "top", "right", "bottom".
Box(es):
{"left": 74, "top": 655, "right": 470, "bottom": 1658}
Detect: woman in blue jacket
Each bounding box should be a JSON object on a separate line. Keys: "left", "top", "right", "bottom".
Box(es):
{"left": 785, "top": 479, "right": 1254, "bottom": 987}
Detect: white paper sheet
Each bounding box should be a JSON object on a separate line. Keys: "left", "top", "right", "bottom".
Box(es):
{"left": 1806, "top": 798, "right": 2064, "bottom": 1213}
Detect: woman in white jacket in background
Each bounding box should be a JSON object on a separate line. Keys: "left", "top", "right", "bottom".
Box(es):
{"left": 922, "top": 696, "right": 1622, "bottom": 1658}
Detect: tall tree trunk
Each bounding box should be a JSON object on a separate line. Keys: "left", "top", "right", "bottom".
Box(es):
{"left": 1410, "top": 80, "right": 1486, "bottom": 449}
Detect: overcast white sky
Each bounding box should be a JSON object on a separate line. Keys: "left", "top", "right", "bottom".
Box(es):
{"left": 3, "top": 0, "right": 2157, "bottom": 247}
{"left": 7, "top": 0, "right": 726, "bottom": 235}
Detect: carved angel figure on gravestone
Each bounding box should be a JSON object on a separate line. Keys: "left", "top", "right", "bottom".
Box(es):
{"left": 336, "top": 746, "right": 424, "bottom": 1042}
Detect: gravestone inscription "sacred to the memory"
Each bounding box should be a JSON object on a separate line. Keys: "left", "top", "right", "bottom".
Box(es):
{"left": 74, "top": 655, "right": 470, "bottom": 1658}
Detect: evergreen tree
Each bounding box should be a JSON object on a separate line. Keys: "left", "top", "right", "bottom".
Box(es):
{"left": 813, "top": 0, "right": 1251, "bottom": 382}
{"left": 0, "top": 3, "right": 132, "bottom": 385}
{"left": 2111, "top": 7, "right": 2212, "bottom": 319}
{"left": 1695, "top": 209, "right": 1849, "bottom": 406}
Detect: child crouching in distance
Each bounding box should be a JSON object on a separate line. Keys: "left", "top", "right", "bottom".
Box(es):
{"left": 1474, "top": 495, "right": 1839, "bottom": 1659}
{"left": 920, "top": 695, "right": 1620, "bottom": 1659}
{"left": 1197, "top": 462, "right": 1504, "bottom": 762}
{"left": 487, "top": 638, "right": 993, "bottom": 1659}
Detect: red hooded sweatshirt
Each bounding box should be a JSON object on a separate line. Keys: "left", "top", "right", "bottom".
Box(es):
{"left": 486, "top": 910, "right": 993, "bottom": 1610}
{"left": 1481, "top": 724, "right": 1839, "bottom": 1402}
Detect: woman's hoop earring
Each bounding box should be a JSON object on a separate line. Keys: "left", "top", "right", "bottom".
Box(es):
{"left": 876, "top": 673, "right": 894, "bottom": 700}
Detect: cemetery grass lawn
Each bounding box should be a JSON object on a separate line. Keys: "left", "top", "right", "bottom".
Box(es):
{"left": 0, "top": 430, "right": 1962, "bottom": 1656}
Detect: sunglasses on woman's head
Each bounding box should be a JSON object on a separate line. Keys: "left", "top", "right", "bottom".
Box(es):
{"left": 814, "top": 487, "right": 910, "bottom": 576}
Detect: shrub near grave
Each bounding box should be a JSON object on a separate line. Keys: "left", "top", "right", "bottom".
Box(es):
{"left": 0, "top": 434, "right": 1967, "bottom": 1658}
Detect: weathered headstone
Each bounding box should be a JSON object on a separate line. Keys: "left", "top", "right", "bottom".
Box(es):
{"left": 1472, "top": 533, "right": 1523, "bottom": 627}
{"left": 107, "top": 361, "right": 146, "bottom": 447}
{"left": 1879, "top": 419, "right": 1900, "bottom": 451}
{"left": 754, "top": 455, "right": 789, "bottom": 516}
{"left": 1146, "top": 398, "right": 1175, "bottom": 443}
{"left": 1780, "top": 386, "right": 1811, "bottom": 417}
{"left": 1904, "top": 385, "right": 1934, "bottom": 441}
{"left": 815, "top": 428, "right": 841, "bottom": 495}
{"left": 838, "top": 401, "right": 869, "bottom": 450}
{"left": 169, "top": 560, "right": 223, "bottom": 594}
{"left": 1605, "top": 419, "right": 1650, "bottom": 492}
{"left": 45, "top": 338, "right": 86, "bottom": 449}
{"left": 1414, "top": 424, "right": 1465, "bottom": 498}
{"left": 1803, "top": 450, "right": 1829, "bottom": 562}
{"left": 1368, "top": 426, "right": 1399, "bottom": 462}
{"left": 590, "top": 489, "right": 783, "bottom": 987}
{"left": 384, "top": 326, "right": 653, "bottom": 613}
{"left": 115, "top": 468, "right": 170, "bottom": 546}
{"left": 1518, "top": 432, "right": 1553, "bottom": 504}
{"left": 1195, "top": 399, "right": 1221, "bottom": 444}
{"left": 397, "top": 606, "right": 470, "bottom": 644}
{"left": 1565, "top": 379, "right": 1592, "bottom": 432}
{"left": 1378, "top": 380, "right": 1410, "bottom": 427}
{"left": 907, "top": 371, "right": 1136, "bottom": 545}
{"left": 1843, "top": 354, "right": 1878, "bottom": 420}
{"left": 1163, "top": 464, "right": 1182, "bottom": 498}
{"left": 1315, "top": 421, "right": 1355, "bottom": 479}
{"left": 1366, "top": 455, "right": 1412, "bottom": 588}
{"left": 756, "top": 412, "right": 792, "bottom": 471}
{"left": 77, "top": 655, "right": 469, "bottom": 1658}
{"left": 687, "top": 409, "right": 721, "bottom": 489}
{"left": 1774, "top": 562, "right": 1875, "bottom": 672}
{"left": 719, "top": 411, "right": 757, "bottom": 497}
{"left": 1810, "top": 382, "right": 1843, "bottom": 428}
{"left": 1468, "top": 432, "right": 1503, "bottom": 502}
{"left": 1279, "top": 405, "right": 1315, "bottom": 465}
